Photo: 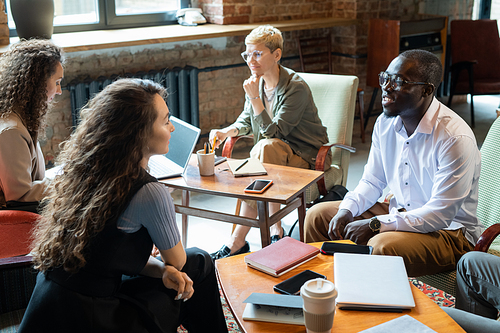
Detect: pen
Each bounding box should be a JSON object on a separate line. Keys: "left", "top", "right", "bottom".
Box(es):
{"left": 234, "top": 159, "right": 248, "bottom": 171}
{"left": 204, "top": 142, "right": 209, "bottom": 154}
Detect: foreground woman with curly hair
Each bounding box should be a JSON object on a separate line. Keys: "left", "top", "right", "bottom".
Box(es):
{"left": 0, "top": 39, "right": 64, "bottom": 213}
{"left": 19, "top": 79, "right": 228, "bottom": 333}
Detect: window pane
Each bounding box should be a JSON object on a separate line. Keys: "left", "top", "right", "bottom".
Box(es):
{"left": 53, "top": 0, "right": 99, "bottom": 26}
{"left": 6, "top": 0, "right": 99, "bottom": 27}
{"left": 115, "top": 0, "right": 178, "bottom": 16}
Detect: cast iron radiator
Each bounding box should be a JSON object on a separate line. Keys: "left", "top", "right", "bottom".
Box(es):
{"left": 66, "top": 66, "right": 199, "bottom": 128}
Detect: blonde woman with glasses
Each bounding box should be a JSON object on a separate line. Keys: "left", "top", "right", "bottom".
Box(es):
{"left": 209, "top": 25, "right": 331, "bottom": 259}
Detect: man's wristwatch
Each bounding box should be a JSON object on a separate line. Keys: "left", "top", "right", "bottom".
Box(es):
{"left": 369, "top": 217, "right": 381, "bottom": 233}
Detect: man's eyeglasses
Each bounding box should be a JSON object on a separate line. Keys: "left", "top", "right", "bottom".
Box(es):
{"left": 241, "top": 50, "right": 265, "bottom": 62}
{"left": 378, "top": 72, "right": 434, "bottom": 91}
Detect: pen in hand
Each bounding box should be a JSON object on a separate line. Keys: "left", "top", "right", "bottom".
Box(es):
{"left": 234, "top": 159, "right": 248, "bottom": 171}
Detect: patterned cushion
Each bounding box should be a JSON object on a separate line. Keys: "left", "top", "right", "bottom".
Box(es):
{"left": 417, "top": 271, "right": 458, "bottom": 297}
{"left": 0, "top": 262, "right": 36, "bottom": 314}
{"left": 418, "top": 117, "right": 500, "bottom": 297}
{"left": 477, "top": 117, "right": 500, "bottom": 230}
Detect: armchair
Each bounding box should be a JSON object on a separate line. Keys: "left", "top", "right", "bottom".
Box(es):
{"left": 222, "top": 73, "right": 358, "bottom": 206}
{"left": 0, "top": 210, "right": 39, "bottom": 259}
{"left": 418, "top": 116, "right": 500, "bottom": 296}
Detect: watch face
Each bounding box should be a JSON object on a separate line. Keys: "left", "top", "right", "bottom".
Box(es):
{"left": 370, "top": 218, "right": 381, "bottom": 232}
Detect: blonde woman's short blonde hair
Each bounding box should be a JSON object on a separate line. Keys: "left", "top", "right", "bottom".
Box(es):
{"left": 245, "top": 25, "right": 283, "bottom": 52}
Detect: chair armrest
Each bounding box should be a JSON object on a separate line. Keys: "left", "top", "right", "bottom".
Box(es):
{"left": 314, "top": 143, "right": 356, "bottom": 171}
{"left": 221, "top": 135, "right": 254, "bottom": 158}
{"left": 474, "top": 223, "right": 500, "bottom": 252}
{"left": 0, "top": 255, "right": 33, "bottom": 269}
{"left": 314, "top": 143, "right": 356, "bottom": 195}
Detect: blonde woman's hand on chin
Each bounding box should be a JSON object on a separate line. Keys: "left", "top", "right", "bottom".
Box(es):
{"left": 162, "top": 265, "right": 194, "bottom": 302}
{"left": 243, "top": 74, "right": 261, "bottom": 99}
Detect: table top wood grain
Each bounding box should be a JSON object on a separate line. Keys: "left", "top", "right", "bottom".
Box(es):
{"left": 161, "top": 155, "right": 324, "bottom": 205}
{"left": 215, "top": 242, "right": 465, "bottom": 333}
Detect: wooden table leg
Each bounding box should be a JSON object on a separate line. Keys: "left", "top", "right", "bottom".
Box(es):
{"left": 257, "top": 201, "right": 270, "bottom": 248}
{"left": 181, "top": 190, "right": 189, "bottom": 248}
{"left": 298, "top": 191, "right": 306, "bottom": 242}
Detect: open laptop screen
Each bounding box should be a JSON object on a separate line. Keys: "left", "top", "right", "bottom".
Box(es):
{"left": 165, "top": 116, "right": 200, "bottom": 168}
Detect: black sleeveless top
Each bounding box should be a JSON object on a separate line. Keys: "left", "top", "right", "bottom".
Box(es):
{"left": 46, "top": 170, "right": 157, "bottom": 297}
{"left": 19, "top": 170, "right": 174, "bottom": 333}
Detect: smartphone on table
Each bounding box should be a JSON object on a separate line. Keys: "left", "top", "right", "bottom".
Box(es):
{"left": 244, "top": 179, "right": 273, "bottom": 194}
{"left": 273, "top": 270, "right": 326, "bottom": 295}
{"left": 320, "top": 242, "right": 373, "bottom": 255}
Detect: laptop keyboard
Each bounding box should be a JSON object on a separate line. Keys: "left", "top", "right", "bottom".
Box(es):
{"left": 148, "top": 157, "right": 177, "bottom": 178}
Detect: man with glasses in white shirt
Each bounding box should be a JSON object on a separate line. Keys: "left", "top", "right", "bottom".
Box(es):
{"left": 304, "top": 49, "right": 484, "bottom": 277}
{"left": 209, "top": 25, "right": 330, "bottom": 259}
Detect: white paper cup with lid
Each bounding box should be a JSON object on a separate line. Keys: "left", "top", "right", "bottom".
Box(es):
{"left": 300, "top": 278, "right": 337, "bottom": 333}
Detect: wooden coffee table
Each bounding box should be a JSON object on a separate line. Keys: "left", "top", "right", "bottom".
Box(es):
{"left": 215, "top": 242, "right": 465, "bottom": 333}
{"left": 161, "top": 155, "right": 323, "bottom": 247}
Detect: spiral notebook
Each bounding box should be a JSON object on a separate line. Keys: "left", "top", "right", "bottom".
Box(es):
{"left": 227, "top": 158, "right": 267, "bottom": 177}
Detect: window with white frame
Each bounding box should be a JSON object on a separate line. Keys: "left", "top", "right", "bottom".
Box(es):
{"left": 5, "top": 0, "right": 187, "bottom": 36}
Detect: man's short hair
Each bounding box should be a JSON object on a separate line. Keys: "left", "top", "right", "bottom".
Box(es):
{"left": 399, "top": 49, "right": 443, "bottom": 89}
{"left": 245, "top": 25, "right": 283, "bottom": 53}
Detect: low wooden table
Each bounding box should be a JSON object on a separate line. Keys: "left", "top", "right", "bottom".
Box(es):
{"left": 161, "top": 155, "right": 323, "bottom": 247}
{"left": 215, "top": 242, "right": 465, "bottom": 332}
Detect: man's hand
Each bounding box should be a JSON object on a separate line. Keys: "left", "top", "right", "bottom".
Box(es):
{"left": 328, "top": 209, "right": 354, "bottom": 240}
{"left": 243, "top": 74, "right": 261, "bottom": 99}
{"left": 162, "top": 265, "right": 194, "bottom": 301}
{"left": 343, "top": 219, "right": 376, "bottom": 245}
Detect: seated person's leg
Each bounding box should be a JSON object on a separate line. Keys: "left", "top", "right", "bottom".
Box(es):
{"left": 367, "top": 229, "right": 473, "bottom": 277}
{"left": 250, "top": 138, "right": 309, "bottom": 169}
{"left": 180, "top": 247, "right": 228, "bottom": 333}
{"left": 210, "top": 201, "right": 255, "bottom": 259}
{"left": 5, "top": 200, "right": 40, "bottom": 214}
{"left": 441, "top": 306, "right": 500, "bottom": 333}
{"left": 212, "top": 139, "right": 308, "bottom": 259}
{"left": 456, "top": 251, "right": 500, "bottom": 319}
{"left": 304, "top": 201, "right": 342, "bottom": 242}
{"left": 305, "top": 201, "right": 389, "bottom": 243}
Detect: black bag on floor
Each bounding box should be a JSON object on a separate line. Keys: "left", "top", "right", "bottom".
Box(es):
{"left": 288, "top": 185, "right": 348, "bottom": 240}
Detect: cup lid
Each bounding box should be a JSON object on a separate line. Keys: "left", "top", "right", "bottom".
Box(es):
{"left": 301, "top": 278, "right": 337, "bottom": 298}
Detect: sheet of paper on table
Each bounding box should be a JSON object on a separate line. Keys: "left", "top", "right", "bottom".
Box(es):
{"left": 358, "top": 315, "right": 437, "bottom": 333}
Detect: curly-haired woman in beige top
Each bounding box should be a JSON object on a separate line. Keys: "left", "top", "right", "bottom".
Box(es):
{"left": 0, "top": 39, "right": 64, "bottom": 213}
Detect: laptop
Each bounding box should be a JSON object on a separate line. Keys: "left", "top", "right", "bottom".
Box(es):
{"left": 148, "top": 116, "right": 201, "bottom": 179}
{"left": 334, "top": 253, "right": 415, "bottom": 311}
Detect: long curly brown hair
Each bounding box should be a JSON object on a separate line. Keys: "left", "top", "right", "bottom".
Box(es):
{"left": 0, "top": 39, "right": 64, "bottom": 140}
{"left": 32, "top": 79, "right": 166, "bottom": 273}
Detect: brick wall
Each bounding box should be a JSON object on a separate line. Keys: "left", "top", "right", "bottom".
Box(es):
{"left": 39, "top": 0, "right": 473, "bottom": 166}
{"left": 199, "top": 0, "right": 335, "bottom": 25}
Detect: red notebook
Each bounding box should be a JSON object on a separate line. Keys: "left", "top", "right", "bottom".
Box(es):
{"left": 244, "top": 237, "right": 320, "bottom": 277}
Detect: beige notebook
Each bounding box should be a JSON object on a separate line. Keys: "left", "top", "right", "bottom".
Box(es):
{"left": 227, "top": 158, "right": 267, "bottom": 177}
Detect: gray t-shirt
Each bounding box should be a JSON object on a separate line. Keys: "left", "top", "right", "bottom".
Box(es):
{"left": 117, "top": 182, "right": 180, "bottom": 250}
